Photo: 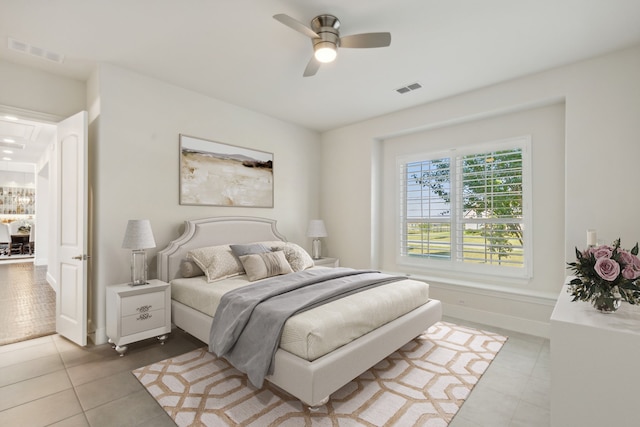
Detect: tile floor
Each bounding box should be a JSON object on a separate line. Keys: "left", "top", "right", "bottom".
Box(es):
{"left": 0, "top": 315, "right": 550, "bottom": 427}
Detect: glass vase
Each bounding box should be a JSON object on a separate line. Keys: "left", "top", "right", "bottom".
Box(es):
{"left": 592, "top": 293, "right": 621, "bottom": 313}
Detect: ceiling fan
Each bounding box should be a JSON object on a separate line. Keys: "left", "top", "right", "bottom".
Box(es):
{"left": 273, "top": 13, "right": 391, "bottom": 77}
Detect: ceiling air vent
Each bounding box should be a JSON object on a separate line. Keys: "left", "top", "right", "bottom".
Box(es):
{"left": 8, "top": 37, "right": 65, "bottom": 63}
{"left": 395, "top": 82, "right": 422, "bottom": 94}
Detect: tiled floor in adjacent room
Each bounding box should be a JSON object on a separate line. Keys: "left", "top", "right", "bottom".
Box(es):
{"left": 0, "top": 315, "right": 550, "bottom": 427}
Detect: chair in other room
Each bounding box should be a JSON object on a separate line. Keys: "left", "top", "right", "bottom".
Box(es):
{"left": 8, "top": 221, "right": 20, "bottom": 236}
{"left": 27, "top": 223, "right": 35, "bottom": 255}
{"left": 0, "top": 223, "right": 21, "bottom": 256}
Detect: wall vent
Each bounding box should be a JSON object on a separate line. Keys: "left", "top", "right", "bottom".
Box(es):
{"left": 8, "top": 37, "right": 65, "bottom": 64}
{"left": 395, "top": 82, "right": 422, "bottom": 94}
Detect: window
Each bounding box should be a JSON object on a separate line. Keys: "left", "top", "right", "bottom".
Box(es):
{"left": 397, "top": 137, "right": 532, "bottom": 278}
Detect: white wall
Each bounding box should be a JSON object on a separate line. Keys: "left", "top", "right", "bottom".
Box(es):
{"left": 0, "top": 59, "right": 86, "bottom": 118}
{"left": 321, "top": 44, "right": 640, "bottom": 337}
{"left": 34, "top": 163, "right": 49, "bottom": 267}
{"left": 89, "top": 63, "right": 321, "bottom": 343}
{"left": 0, "top": 166, "right": 35, "bottom": 187}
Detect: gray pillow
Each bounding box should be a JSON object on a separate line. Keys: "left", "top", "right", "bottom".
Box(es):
{"left": 230, "top": 243, "right": 270, "bottom": 257}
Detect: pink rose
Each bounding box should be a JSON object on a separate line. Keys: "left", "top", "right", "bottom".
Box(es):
{"left": 594, "top": 257, "right": 620, "bottom": 281}
{"left": 628, "top": 256, "right": 640, "bottom": 279}
{"left": 592, "top": 246, "right": 613, "bottom": 259}
{"left": 622, "top": 265, "right": 639, "bottom": 280}
{"left": 618, "top": 250, "right": 635, "bottom": 266}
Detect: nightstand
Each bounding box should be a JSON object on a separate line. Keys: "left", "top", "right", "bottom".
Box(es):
{"left": 106, "top": 279, "right": 171, "bottom": 356}
{"left": 313, "top": 257, "right": 340, "bottom": 268}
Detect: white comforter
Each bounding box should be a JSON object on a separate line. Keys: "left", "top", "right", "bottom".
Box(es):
{"left": 171, "top": 268, "right": 430, "bottom": 361}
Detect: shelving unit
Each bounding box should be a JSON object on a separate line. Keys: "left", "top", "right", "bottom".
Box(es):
{"left": 0, "top": 186, "right": 35, "bottom": 215}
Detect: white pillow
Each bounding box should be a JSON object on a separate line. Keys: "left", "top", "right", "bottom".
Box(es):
{"left": 282, "top": 242, "right": 315, "bottom": 272}
{"left": 257, "top": 241, "right": 314, "bottom": 272}
{"left": 180, "top": 259, "right": 204, "bottom": 278}
{"left": 239, "top": 251, "right": 293, "bottom": 281}
{"left": 187, "top": 245, "right": 244, "bottom": 282}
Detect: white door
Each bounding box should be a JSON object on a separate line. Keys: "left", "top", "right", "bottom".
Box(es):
{"left": 55, "top": 111, "right": 88, "bottom": 346}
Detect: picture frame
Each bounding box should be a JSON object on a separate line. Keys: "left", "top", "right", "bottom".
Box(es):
{"left": 179, "top": 134, "right": 273, "bottom": 207}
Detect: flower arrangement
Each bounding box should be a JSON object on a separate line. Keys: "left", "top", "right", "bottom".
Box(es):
{"left": 567, "top": 238, "right": 640, "bottom": 312}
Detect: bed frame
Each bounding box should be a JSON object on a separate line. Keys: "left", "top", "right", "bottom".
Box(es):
{"left": 157, "top": 216, "right": 443, "bottom": 407}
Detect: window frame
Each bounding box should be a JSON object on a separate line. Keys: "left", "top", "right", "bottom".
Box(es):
{"left": 396, "top": 136, "right": 533, "bottom": 279}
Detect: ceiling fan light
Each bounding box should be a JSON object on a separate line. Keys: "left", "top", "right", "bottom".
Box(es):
{"left": 314, "top": 43, "right": 337, "bottom": 63}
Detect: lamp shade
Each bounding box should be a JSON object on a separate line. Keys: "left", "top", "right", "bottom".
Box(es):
{"left": 306, "top": 220, "right": 328, "bottom": 238}
{"left": 122, "top": 219, "right": 156, "bottom": 250}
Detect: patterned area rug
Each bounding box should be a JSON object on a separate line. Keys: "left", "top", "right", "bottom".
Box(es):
{"left": 133, "top": 321, "right": 506, "bottom": 426}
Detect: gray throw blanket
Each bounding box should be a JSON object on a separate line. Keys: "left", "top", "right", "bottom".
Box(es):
{"left": 208, "top": 268, "right": 406, "bottom": 388}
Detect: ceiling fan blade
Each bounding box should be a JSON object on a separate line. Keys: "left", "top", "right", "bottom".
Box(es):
{"left": 303, "top": 57, "right": 321, "bottom": 77}
{"left": 273, "top": 14, "right": 319, "bottom": 39}
{"left": 339, "top": 32, "right": 391, "bottom": 48}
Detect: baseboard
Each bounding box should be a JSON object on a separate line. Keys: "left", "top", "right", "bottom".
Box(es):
{"left": 442, "top": 302, "right": 551, "bottom": 338}
{"left": 46, "top": 271, "right": 58, "bottom": 294}
{"left": 397, "top": 275, "right": 558, "bottom": 339}
{"left": 91, "top": 326, "right": 108, "bottom": 345}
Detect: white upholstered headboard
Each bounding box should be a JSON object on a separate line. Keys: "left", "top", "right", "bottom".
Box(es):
{"left": 157, "top": 216, "right": 287, "bottom": 282}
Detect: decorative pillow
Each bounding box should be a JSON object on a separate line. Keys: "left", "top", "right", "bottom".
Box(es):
{"left": 187, "top": 245, "right": 244, "bottom": 283}
{"left": 282, "top": 242, "right": 315, "bottom": 272}
{"left": 180, "top": 259, "right": 204, "bottom": 278}
{"left": 256, "top": 241, "right": 314, "bottom": 272}
{"left": 229, "top": 243, "right": 270, "bottom": 257}
{"left": 260, "top": 240, "right": 286, "bottom": 252}
{"left": 239, "top": 251, "right": 293, "bottom": 281}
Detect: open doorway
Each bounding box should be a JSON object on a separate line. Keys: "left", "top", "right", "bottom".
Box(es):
{"left": 0, "top": 111, "right": 55, "bottom": 266}
{"left": 0, "top": 108, "right": 57, "bottom": 345}
{"left": 0, "top": 107, "right": 89, "bottom": 347}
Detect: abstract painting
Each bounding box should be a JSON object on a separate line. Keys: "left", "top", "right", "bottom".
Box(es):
{"left": 179, "top": 135, "right": 273, "bottom": 207}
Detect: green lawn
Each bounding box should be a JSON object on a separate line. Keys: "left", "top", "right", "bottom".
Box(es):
{"left": 406, "top": 228, "right": 523, "bottom": 267}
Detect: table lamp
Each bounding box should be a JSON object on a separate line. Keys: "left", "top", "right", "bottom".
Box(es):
{"left": 307, "top": 219, "right": 327, "bottom": 260}
{"left": 122, "top": 219, "right": 156, "bottom": 286}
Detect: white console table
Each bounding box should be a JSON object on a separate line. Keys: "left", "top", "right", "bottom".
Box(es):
{"left": 550, "top": 285, "right": 640, "bottom": 427}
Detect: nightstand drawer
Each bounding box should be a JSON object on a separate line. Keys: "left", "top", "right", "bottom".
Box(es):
{"left": 121, "top": 291, "right": 165, "bottom": 317}
{"left": 121, "top": 309, "right": 166, "bottom": 336}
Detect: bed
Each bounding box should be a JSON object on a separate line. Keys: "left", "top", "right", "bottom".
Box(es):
{"left": 157, "top": 216, "right": 442, "bottom": 407}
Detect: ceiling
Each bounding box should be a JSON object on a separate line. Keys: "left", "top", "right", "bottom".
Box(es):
{"left": 1, "top": 0, "right": 640, "bottom": 163}
{"left": 0, "top": 115, "right": 54, "bottom": 165}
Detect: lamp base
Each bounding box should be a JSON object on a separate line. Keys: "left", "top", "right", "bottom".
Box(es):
{"left": 311, "top": 238, "right": 322, "bottom": 260}
{"left": 130, "top": 250, "right": 148, "bottom": 286}
{"left": 129, "top": 281, "right": 149, "bottom": 287}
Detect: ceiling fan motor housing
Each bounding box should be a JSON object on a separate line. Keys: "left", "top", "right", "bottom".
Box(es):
{"left": 311, "top": 14, "right": 340, "bottom": 51}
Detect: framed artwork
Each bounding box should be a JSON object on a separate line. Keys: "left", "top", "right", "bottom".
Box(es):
{"left": 179, "top": 134, "right": 273, "bottom": 207}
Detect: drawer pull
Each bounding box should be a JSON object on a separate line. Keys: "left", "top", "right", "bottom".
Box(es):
{"left": 137, "top": 305, "right": 152, "bottom": 313}
{"left": 137, "top": 313, "right": 152, "bottom": 321}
